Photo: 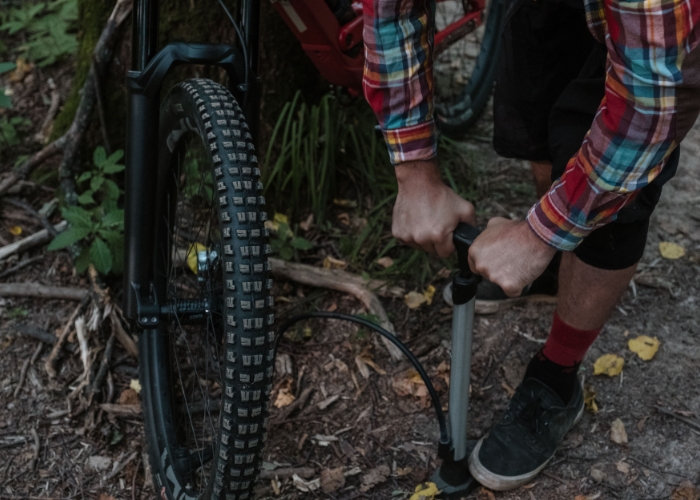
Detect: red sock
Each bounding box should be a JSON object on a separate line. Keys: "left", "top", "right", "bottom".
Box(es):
{"left": 542, "top": 312, "right": 602, "bottom": 366}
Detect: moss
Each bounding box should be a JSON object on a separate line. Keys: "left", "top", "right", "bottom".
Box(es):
{"left": 50, "top": 0, "right": 116, "bottom": 141}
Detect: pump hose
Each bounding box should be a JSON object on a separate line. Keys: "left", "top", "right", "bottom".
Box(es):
{"left": 274, "top": 311, "right": 449, "bottom": 443}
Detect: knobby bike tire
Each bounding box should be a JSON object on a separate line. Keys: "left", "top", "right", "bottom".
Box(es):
{"left": 434, "top": 0, "right": 507, "bottom": 135}
{"left": 140, "top": 78, "right": 274, "bottom": 500}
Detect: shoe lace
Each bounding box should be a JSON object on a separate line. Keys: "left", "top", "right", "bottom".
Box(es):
{"left": 518, "top": 396, "right": 549, "bottom": 435}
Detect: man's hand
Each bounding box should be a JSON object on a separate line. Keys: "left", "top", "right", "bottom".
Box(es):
{"left": 469, "top": 217, "right": 557, "bottom": 297}
{"left": 393, "top": 160, "right": 476, "bottom": 258}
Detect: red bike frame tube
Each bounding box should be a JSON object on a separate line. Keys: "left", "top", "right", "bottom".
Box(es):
{"left": 273, "top": 0, "right": 485, "bottom": 91}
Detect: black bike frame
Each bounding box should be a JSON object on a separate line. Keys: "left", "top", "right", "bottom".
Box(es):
{"left": 123, "top": 0, "right": 261, "bottom": 322}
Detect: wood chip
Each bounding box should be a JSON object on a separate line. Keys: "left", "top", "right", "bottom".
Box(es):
{"left": 317, "top": 394, "right": 340, "bottom": 410}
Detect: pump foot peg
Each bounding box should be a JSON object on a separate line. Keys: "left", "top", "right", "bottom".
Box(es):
{"left": 432, "top": 440, "right": 480, "bottom": 499}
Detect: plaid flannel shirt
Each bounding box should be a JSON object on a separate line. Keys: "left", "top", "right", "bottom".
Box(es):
{"left": 363, "top": 0, "right": 700, "bottom": 251}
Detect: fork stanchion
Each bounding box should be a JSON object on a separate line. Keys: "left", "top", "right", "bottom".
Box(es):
{"left": 432, "top": 223, "right": 482, "bottom": 498}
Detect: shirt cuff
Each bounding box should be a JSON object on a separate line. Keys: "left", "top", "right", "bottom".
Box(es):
{"left": 526, "top": 193, "right": 592, "bottom": 252}
{"left": 382, "top": 121, "right": 438, "bottom": 165}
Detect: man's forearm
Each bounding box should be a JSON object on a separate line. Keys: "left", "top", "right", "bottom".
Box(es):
{"left": 362, "top": 0, "right": 437, "bottom": 165}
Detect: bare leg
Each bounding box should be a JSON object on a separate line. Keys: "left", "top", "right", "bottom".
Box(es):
{"left": 556, "top": 251, "right": 637, "bottom": 330}
{"left": 530, "top": 160, "right": 553, "bottom": 199}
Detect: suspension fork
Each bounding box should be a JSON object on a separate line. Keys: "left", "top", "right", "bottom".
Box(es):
{"left": 123, "top": 0, "right": 262, "bottom": 321}
{"left": 124, "top": 0, "right": 160, "bottom": 320}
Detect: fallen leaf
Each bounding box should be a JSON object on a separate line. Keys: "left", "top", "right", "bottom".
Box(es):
{"left": 590, "top": 466, "right": 606, "bottom": 483}
{"left": 186, "top": 242, "right": 208, "bottom": 274}
{"left": 326, "top": 302, "right": 338, "bottom": 312}
{"left": 97, "top": 495, "right": 116, "bottom": 500}
{"left": 616, "top": 460, "right": 630, "bottom": 474}
{"left": 10, "top": 58, "right": 33, "bottom": 82}
{"left": 333, "top": 198, "right": 357, "bottom": 208}
{"left": 129, "top": 379, "right": 142, "bottom": 394}
{"left": 593, "top": 354, "right": 625, "bottom": 377}
{"left": 337, "top": 212, "right": 351, "bottom": 225}
{"left": 423, "top": 285, "right": 436, "bottom": 305}
{"left": 396, "top": 467, "right": 412, "bottom": 476}
{"left": 292, "top": 473, "right": 320, "bottom": 492}
{"left": 320, "top": 468, "right": 345, "bottom": 494}
{"left": 404, "top": 291, "right": 427, "bottom": 309}
{"left": 560, "top": 432, "right": 584, "bottom": 450}
{"left": 274, "top": 378, "right": 295, "bottom": 408}
{"left": 574, "top": 494, "right": 601, "bottom": 500}
{"left": 670, "top": 480, "right": 700, "bottom": 500}
{"left": 392, "top": 370, "right": 431, "bottom": 408}
{"left": 271, "top": 477, "right": 281, "bottom": 495}
{"left": 118, "top": 388, "right": 139, "bottom": 405}
{"left": 659, "top": 241, "right": 686, "bottom": 260}
{"left": 299, "top": 213, "right": 314, "bottom": 232}
{"left": 8, "top": 226, "right": 22, "bottom": 236}
{"left": 410, "top": 482, "right": 441, "bottom": 500}
{"left": 628, "top": 335, "right": 660, "bottom": 361}
{"left": 584, "top": 385, "right": 599, "bottom": 413}
{"left": 610, "top": 418, "right": 628, "bottom": 444}
{"left": 376, "top": 256, "right": 394, "bottom": 268}
{"left": 637, "top": 416, "right": 649, "bottom": 432}
{"left": 360, "top": 356, "right": 386, "bottom": 375}
{"left": 355, "top": 356, "right": 371, "bottom": 379}
{"left": 88, "top": 455, "right": 112, "bottom": 471}
{"left": 323, "top": 256, "right": 347, "bottom": 269}
{"left": 360, "top": 464, "right": 390, "bottom": 492}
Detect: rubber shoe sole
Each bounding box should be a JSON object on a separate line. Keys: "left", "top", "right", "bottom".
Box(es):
{"left": 467, "top": 404, "right": 584, "bottom": 491}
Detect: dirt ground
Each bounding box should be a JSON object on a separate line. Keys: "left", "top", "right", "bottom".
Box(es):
{"left": 2, "top": 93, "right": 700, "bottom": 500}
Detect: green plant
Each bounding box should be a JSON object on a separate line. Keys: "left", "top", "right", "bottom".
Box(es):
{"left": 76, "top": 147, "right": 124, "bottom": 206}
{"left": 268, "top": 214, "right": 313, "bottom": 261}
{"left": 0, "top": 61, "right": 15, "bottom": 108}
{"left": 264, "top": 91, "right": 395, "bottom": 223}
{"left": 48, "top": 146, "right": 125, "bottom": 275}
{"left": 0, "top": 0, "right": 78, "bottom": 67}
{"left": 0, "top": 116, "right": 30, "bottom": 155}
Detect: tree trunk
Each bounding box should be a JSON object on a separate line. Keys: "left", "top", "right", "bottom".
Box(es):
{"left": 53, "top": 0, "right": 326, "bottom": 166}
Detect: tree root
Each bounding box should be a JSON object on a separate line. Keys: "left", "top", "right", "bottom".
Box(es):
{"left": 269, "top": 258, "right": 405, "bottom": 361}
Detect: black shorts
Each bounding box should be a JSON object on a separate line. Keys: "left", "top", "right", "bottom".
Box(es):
{"left": 492, "top": 0, "right": 679, "bottom": 270}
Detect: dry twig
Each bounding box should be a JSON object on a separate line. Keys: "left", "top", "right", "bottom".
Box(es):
{"left": 99, "top": 404, "right": 141, "bottom": 418}
{"left": 0, "top": 282, "right": 87, "bottom": 301}
{"left": 45, "top": 296, "right": 90, "bottom": 378}
{"left": 0, "top": 221, "right": 67, "bottom": 260}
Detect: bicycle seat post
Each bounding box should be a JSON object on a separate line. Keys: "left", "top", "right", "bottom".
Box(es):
{"left": 432, "top": 223, "right": 481, "bottom": 498}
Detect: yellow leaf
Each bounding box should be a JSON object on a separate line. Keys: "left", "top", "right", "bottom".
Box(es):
{"left": 323, "top": 256, "right": 347, "bottom": 269}
{"left": 584, "top": 385, "right": 599, "bottom": 413}
{"left": 186, "top": 243, "right": 208, "bottom": 274}
{"left": 593, "top": 354, "right": 624, "bottom": 377}
{"left": 659, "top": 241, "right": 686, "bottom": 260}
{"left": 129, "top": 379, "right": 142, "bottom": 394}
{"left": 410, "top": 482, "right": 441, "bottom": 500}
{"left": 423, "top": 285, "right": 436, "bottom": 305}
{"left": 9, "top": 226, "right": 22, "bottom": 236}
{"left": 628, "top": 335, "right": 660, "bottom": 361}
{"left": 274, "top": 378, "right": 296, "bottom": 408}
{"left": 404, "top": 291, "right": 427, "bottom": 309}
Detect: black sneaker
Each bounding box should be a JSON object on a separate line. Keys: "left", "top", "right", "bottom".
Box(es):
{"left": 468, "top": 378, "right": 584, "bottom": 491}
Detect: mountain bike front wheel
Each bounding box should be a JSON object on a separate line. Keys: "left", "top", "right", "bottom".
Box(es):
{"left": 139, "top": 78, "right": 273, "bottom": 500}
{"left": 433, "top": 0, "right": 507, "bottom": 135}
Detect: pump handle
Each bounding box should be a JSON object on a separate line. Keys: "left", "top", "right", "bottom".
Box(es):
{"left": 453, "top": 223, "right": 480, "bottom": 274}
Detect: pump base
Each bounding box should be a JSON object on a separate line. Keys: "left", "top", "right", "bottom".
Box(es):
{"left": 432, "top": 440, "right": 480, "bottom": 499}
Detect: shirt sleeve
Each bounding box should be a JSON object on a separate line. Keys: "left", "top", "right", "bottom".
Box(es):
{"left": 527, "top": 0, "right": 700, "bottom": 251}
{"left": 362, "top": 0, "right": 437, "bottom": 165}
